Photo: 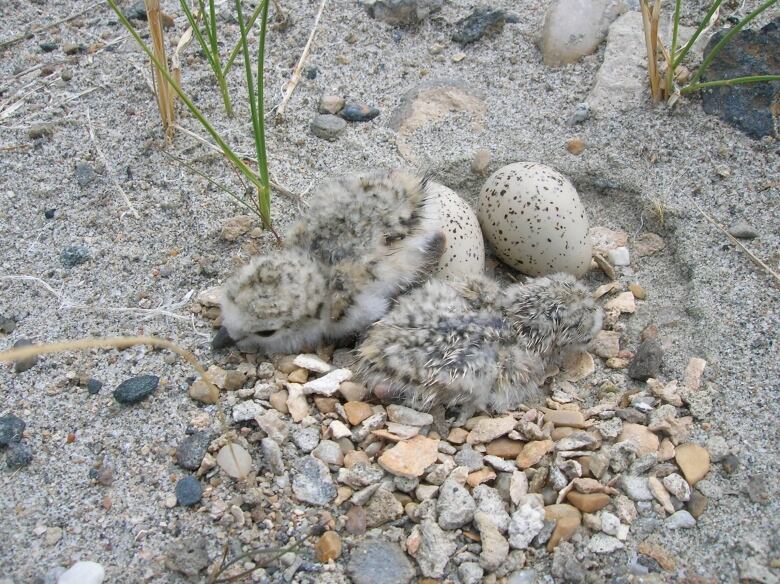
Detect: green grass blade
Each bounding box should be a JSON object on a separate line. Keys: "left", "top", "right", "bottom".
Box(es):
{"left": 681, "top": 74, "right": 780, "bottom": 94}
{"left": 223, "top": 1, "right": 264, "bottom": 76}
{"left": 208, "top": 0, "right": 219, "bottom": 58}
{"left": 255, "top": 0, "right": 271, "bottom": 222}
{"left": 106, "top": 0, "right": 264, "bottom": 194}
{"left": 667, "top": 0, "right": 682, "bottom": 93}
{"left": 673, "top": 0, "right": 724, "bottom": 68}
{"left": 688, "top": 0, "right": 778, "bottom": 86}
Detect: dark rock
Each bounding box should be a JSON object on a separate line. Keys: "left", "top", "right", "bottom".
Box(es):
{"left": 74, "top": 162, "right": 96, "bottom": 187}
{"left": 310, "top": 114, "right": 347, "bottom": 141}
{"left": 63, "top": 42, "right": 85, "bottom": 55}
{"left": 113, "top": 374, "right": 160, "bottom": 404}
{"left": 0, "top": 315, "right": 16, "bottom": 334}
{"left": 364, "top": 0, "right": 443, "bottom": 26}
{"left": 43, "top": 209, "right": 56, "bottom": 219}
{"left": 61, "top": 69, "right": 73, "bottom": 82}
{"left": 39, "top": 42, "right": 57, "bottom": 52}
{"left": 28, "top": 123, "right": 54, "bottom": 139}
{"left": 687, "top": 490, "right": 708, "bottom": 518}
{"left": 7, "top": 441, "right": 33, "bottom": 468}
{"left": 0, "top": 414, "right": 26, "bottom": 446}
{"left": 746, "top": 475, "right": 770, "bottom": 504}
{"left": 60, "top": 245, "right": 91, "bottom": 268}
{"left": 722, "top": 453, "right": 740, "bottom": 475}
{"left": 175, "top": 476, "right": 203, "bottom": 506}
{"left": 347, "top": 540, "right": 415, "bottom": 584}
{"left": 452, "top": 8, "right": 508, "bottom": 45}
{"left": 165, "top": 536, "right": 210, "bottom": 577}
{"left": 616, "top": 408, "right": 647, "bottom": 424}
{"left": 338, "top": 103, "right": 380, "bottom": 122}
{"left": 87, "top": 378, "right": 103, "bottom": 395}
{"left": 700, "top": 18, "right": 780, "bottom": 139}
{"left": 12, "top": 339, "right": 38, "bottom": 373}
{"left": 627, "top": 338, "right": 663, "bottom": 381}
{"left": 728, "top": 221, "right": 759, "bottom": 240}
{"left": 304, "top": 66, "right": 318, "bottom": 79}
{"left": 176, "top": 431, "right": 212, "bottom": 470}
{"left": 126, "top": 0, "right": 148, "bottom": 20}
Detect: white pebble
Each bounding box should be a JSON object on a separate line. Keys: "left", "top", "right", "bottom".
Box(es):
{"left": 58, "top": 561, "right": 105, "bottom": 584}
{"left": 607, "top": 246, "right": 630, "bottom": 266}
{"left": 328, "top": 420, "right": 352, "bottom": 440}
{"left": 665, "top": 510, "right": 696, "bottom": 529}
{"left": 216, "top": 443, "right": 252, "bottom": 479}
{"left": 293, "top": 354, "right": 332, "bottom": 373}
{"left": 600, "top": 511, "right": 620, "bottom": 536}
{"left": 303, "top": 368, "right": 353, "bottom": 396}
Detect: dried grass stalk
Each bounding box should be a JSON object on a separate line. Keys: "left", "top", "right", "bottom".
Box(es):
{"left": 145, "top": 0, "right": 175, "bottom": 135}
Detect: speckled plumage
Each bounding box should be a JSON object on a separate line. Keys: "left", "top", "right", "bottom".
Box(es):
{"left": 355, "top": 273, "right": 602, "bottom": 412}
{"left": 216, "top": 170, "right": 445, "bottom": 354}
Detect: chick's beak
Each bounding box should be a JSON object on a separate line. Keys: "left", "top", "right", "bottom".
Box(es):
{"left": 211, "top": 326, "right": 236, "bottom": 350}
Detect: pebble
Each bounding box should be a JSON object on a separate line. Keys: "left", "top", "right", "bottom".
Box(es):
{"left": 0, "top": 414, "right": 25, "bottom": 445}
{"left": 459, "top": 562, "right": 484, "bottom": 584}
{"left": 607, "top": 246, "right": 630, "bottom": 266}
{"left": 57, "top": 561, "right": 105, "bottom": 584}
{"left": 12, "top": 338, "right": 38, "bottom": 373}
{"left": 555, "top": 430, "right": 600, "bottom": 451}
{"left": 292, "top": 427, "right": 320, "bottom": 453}
{"left": 665, "top": 509, "right": 696, "bottom": 529}
{"left": 86, "top": 378, "right": 103, "bottom": 395}
{"left": 175, "top": 476, "right": 202, "bottom": 506}
{"left": 59, "top": 244, "right": 93, "bottom": 269}
{"left": 508, "top": 494, "right": 545, "bottom": 549}
{"left": 339, "top": 381, "right": 369, "bottom": 402}
{"left": 386, "top": 404, "right": 433, "bottom": 427}
{"left": 378, "top": 435, "right": 439, "bottom": 478}
{"left": 662, "top": 473, "right": 691, "bottom": 501}
{"left": 566, "top": 138, "right": 585, "bottom": 155}
{"left": 113, "top": 375, "right": 159, "bottom": 404}
{"left": 605, "top": 291, "right": 636, "bottom": 313}
{"left": 220, "top": 215, "right": 252, "bottom": 241}
{"left": 452, "top": 7, "right": 508, "bottom": 44}
{"left": 618, "top": 423, "right": 659, "bottom": 456}
{"left": 232, "top": 400, "right": 263, "bottom": 423}
{"left": 216, "top": 443, "right": 252, "bottom": 479}
{"left": 471, "top": 148, "right": 491, "bottom": 175}
{"left": 303, "top": 368, "right": 352, "bottom": 396}
{"left": 345, "top": 505, "right": 367, "bottom": 535}
{"left": 588, "top": 532, "right": 624, "bottom": 553}
{"left": 591, "top": 331, "right": 621, "bottom": 359}
{"left": 467, "top": 416, "right": 517, "bottom": 444}
{"left": 318, "top": 95, "right": 345, "bottom": 115}
{"left": 261, "top": 437, "right": 285, "bottom": 474}
{"left": 628, "top": 338, "right": 663, "bottom": 381}
{"left": 310, "top": 114, "right": 347, "bottom": 140}
{"left": 189, "top": 378, "right": 219, "bottom": 404}
{"left": 165, "top": 536, "right": 210, "bottom": 577}
{"left": 683, "top": 357, "right": 707, "bottom": 391}
{"left": 29, "top": 123, "right": 54, "bottom": 139}
{"left": 338, "top": 103, "right": 380, "bottom": 122}
{"left": 287, "top": 368, "right": 308, "bottom": 384}
{"left": 74, "top": 162, "right": 95, "bottom": 187}
{"left": 7, "top": 441, "right": 33, "bottom": 468}
{"left": 455, "top": 444, "right": 485, "bottom": 471}
{"left": 728, "top": 221, "right": 759, "bottom": 240}
{"left": 415, "top": 518, "right": 458, "bottom": 577}
{"left": 567, "top": 102, "right": 590, "bottom": 125}
{"left": 346, "top": 540, "right": 415, "bottom": 584}
{"left": 722, "top": 453, "right": 740, "bottom": 475}
{"left": 620, "top": 475, "right": 654, "bottom": 501}
{"left": 516, "top": 440, "right": 554, "bottom": 469}
{"left": 437, "top": 477, "right": 476, "bottom": 529}
{"left": 256, "top": 410, "right": 289, "bottom": 443}
{"left": 486, "top": 438, "right": 525, "bottom": 459}
{"left": 541, "top": 0, "right": 624, "bottom": 66}
{"left": 269, "top": 390, "right": 289, "bottom": 413}
{"left": 483, "top": 454, "right": 516, "bottom": 473}
{"left": 362, "top": 0, "right": 442, "bottom": 26}
{"left": 474, "top": 512, "right": 509, "bottom": 571}
{"left": 566, "top": 492, "right": 610, "bottom": 513}
{"left": 176, "top": 431, "right": 212, "bottom": 470}
{"left": 312, "top": 440, "right": 344, "bottom": 467}
{"left": 0, "top": 314, "right": 16, "bottom": 334}
{"left": 687, "top": 490, "right": 708, "bottom": 518}
{"left": 544, "top": 504, "right": 581, "bottom": 550}
{"left": 315, "top": 531, "right": 342, "bottom": 562}
{"left": 292, "top": 456, "right": 337, "bottom": 505}
{"left": 344, "top": 401, "right": 373, "bottom": 426}
{"left": 293, "top": 353, "right": 332, "bottom": 373}
{"left": 675, "top": 443, "right": 710, "bottom": 485}
{"left": 473, "top": 484, "right": 510, "bottom": 532}
{"left": 286, "top": 384, "right": 310, "bottom": 422}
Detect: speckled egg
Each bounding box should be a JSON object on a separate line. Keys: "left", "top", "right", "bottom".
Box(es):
{"left": 477, "top": 162, "right": 591, "bottom": 277}
{"left": 427, "top": 182, "right": 485, "bottom": 280}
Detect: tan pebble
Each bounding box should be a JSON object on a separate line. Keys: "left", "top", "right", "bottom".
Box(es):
{"left": 287, "top": 368, "right": 309, "bottom": 384}
{"left": 220, "top": 215, "right": 253, "bottom": 241}
{"left": 328, "top": 420, "right": 352, "bottom": 440}
{"left": 335, "top": 486, "right": 353, "bottom": 506}
{"left": 545, "top": 504, "right": 581, "bottom": 551}
{"left": 566, "top": 138, "right": 586, "bottom": 155}
{"left": 683, "top": 357, "right": 707, "bottom": 391}
{"left": 591, "top": 331, "right": 620, "bottom": 359}
{"left": 606, "top": 357, "right": 630, "bottom": 369}
{"left": 638, "top": 542, "right": 677, "bottom": 571}
{"left": 466, "top": 468, "right": 497, "bottom": 487}
{"left": 648, "top": 476, "right": 675, "bottom": 513}
{"left": 344, "top": 450, "right": 370, "bottom": 468}
{"left": 467, "top": 416, "right": 517, "bottom": 444}
{"left": 565, "top": 491, "right": 610, "bottom": 513}
{"left": 551, "top": 426, "right": 575, "bottom": 441}
{"left": 471, "top": 148, "right": 491, "bottom": 175}
{"left": 486, "top": 437, "right": 525, "bottom": 459}
{"left": 285, "top": 384, "right": 309, "bottom": 422}
{"left": 561, "top": 350, "right": 595, "bottom": 382}
{"left": 216, "top": 443, "right": 252, "bottom": 479}
{"left": 275, "top": 355, "right": 297, "bottom": 375}
{"left": 452, "top": 52, "right": 466, "bottom": 62}
{"left": 447, "top": 427, "right": 469, "bottom": 444}
{"left": 378, "top": 435, "right": 440, "bottom": 479}
{"left": 314, "top": 397, "right": 338, "bottom": 414}
{"left": 319, "top": 94, "right": 345, "bottom": 115}
{"left": 339, "top": 381, "right": 369, "bottom": 402}
{"left": 658, "top": 438, "right": 675, "bottom": 461}
{"left": 542, "top": 409, "right": 586, "bottom": 428}
{"left": 189, "top": 379, "right": 219, "bottom": 404}
{"left": 604, "top": 291, "right": 636, "bottom": 314}
{"left": 315, "top": 531, "right": 342, "bottom": 562}
{"left": 629, "top": 283, "right": 646, "bottom": 300}
{"left": 516, "top": 440, "right": 554, "bottom": 469}
{"left": 269, "top": 390, "right": 289, "bottom": 414}
{"left": 675, "top": 443, "right": 710, "bottom": 485}
{"left": 618, "top": 423, "right": 659, "bottom": 456}
{"left": 344, "top": 401, "right": 374, "bottom": 426}
{"left": 687, "top": 490, "right": 708, "bottom": 518}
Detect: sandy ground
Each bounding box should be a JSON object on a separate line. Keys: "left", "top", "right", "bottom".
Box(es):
{"left": 1, "top": 0, "right": 779, "bottom": 582}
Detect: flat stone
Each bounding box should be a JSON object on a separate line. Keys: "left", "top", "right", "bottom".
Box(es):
{"left": 303, "top": 368, "right": 352, "bottom": 395}
{"left": 544, "top": 504, "right": 581, "bottom": 551}
{"left": 437, "top": 477, "right": 476, "bottom": 529}
{"left": 474, "top": 512, "right": 509, "bottom": 571}
{"left": 338, "top": 103, "right": 380, "bottom": 122}
{"left": 561, "top": 351, "right": 595, "bottom": 382}
{"left": 164, "top": 536, "right": 210, "bottom": 577}
{"left": 344, "top": 401, "right": 374, "bottom": 426}
{"left": 516, "top": 440, "right": 554, "bottom": 469}
{"left": 605, "top": 291, "right": 635, "bottom": 313}
{"left": 415, "top": 517, "right": 458, "bottom": 577}
{"left": 508, "top": 494, "right": 545, "bottom": 549}
{"left": 58, "top": 561, "right": 105, "bottom": 584}
{"left": 510, "top": 470, "right": 529, "bottom": 505}
{"left": 467, "top": 467, "right": 496, "bottom": 487}
{"left": 378, "top": 435, "right": 439, "bottom": 479}
{"left": 486, "top": 437, "right": 525, "bottom": 458}
{"left": 286, "top": 384, "right": 310, "bottom": 422}
{"left": 113, "top": 375, "right": 159, "bottom": 404}
{"left": 666, "top": 509, "right": 696, "bottom": 529}
{"left": 591, "top": 330, "right": 620, "bottom": 358}
{"left": 467, "top": 416, "right": 517, "bottom": 444}
{"left": 261, "top": 437, "right": 285, "bottom": 474}
{"left": 634, "top": 232, "right": 666, "bottom": 257}
{"left": 728, "top": 221, "right": 759, "bottom": 240}
{"left": 683, "top": 357, "right": 707, "bottom": 391}
{"left": 310, "top": 114, "right": 346, "bottom": 141}
{"left": 339, "top": 381, "right": 369, "bottom": 402}
{"left": 7, "top": 441, "right": 33, "bottom": 468}
{"left": 386, "top": 404, "right": 434, "bottom": 426}
{"left": 293, "top": 353, "right": 332, "bottom": 373}
{"left": 312, "top": 440, "right": 344, "bottom": 467}
{"left": 232, "top": 400, "right": 264, "bottom": 423}
{"left": 176, "top": 431, "right": 212, "bottom": 470}
{"left": 365, "top": 487, "right": 404, "bottom": 527}
{"left": 619, "top": 475, "right": 654, "bottom": 501}
{"left": 292, "top": 456, "right": 337, "bottom": 505}
{"left": 220, "top": 215, "right": 252, "bottom": 241}
{"left": 256, "top": 409, "right": 290, "bottom": 443}
{"left": 618, "top": 423, "right": 659, "bottom": 456}
{"left": 565, "top": 491, "right": 610, "bottom": 513}
{"left": 216, "top": 443, "right": 252, "bottom": 479}
{"left": 675, "top": 443, "right": 710, "bottom": 486}
{"left": 588, "top": 533, "right": 624, "bottom": 553}
{"left": 347, "top": 540, "right": 415, "bottom": 584}
{"left": 60, "top": 245, "right": 91, "bottom": 268}
{"left": 628, "top": 338, "right": 663, "bottom": 381}
{"left": 662, "top": 473, "right": 691, "bottom": 501}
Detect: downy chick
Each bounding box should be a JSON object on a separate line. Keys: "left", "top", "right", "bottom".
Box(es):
{"left": 355, "top": 273, "right": 602, "bottom": 413}
{"left": 214, "top": 170, "right": 445, "bottom": 354}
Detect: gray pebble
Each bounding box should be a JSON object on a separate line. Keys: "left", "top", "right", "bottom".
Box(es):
{"left": 7, "top": 441, "right": 33, "bottom": 468}
{"left": 176, "top": 431, "right": 212, "bottom": 470}
{"left": 86, "top": 378, "right": 103, "bottom": 395}
{"left": 459, "top": 562, "right": 484, "bottom": 584}
{"left": 567, "top": 102, "right": 590, "bottom": 125}
{"left": 60, "top": 245, "right": 91, "bottom": 268}
{"left": 12, "top": 339, "right": 38, "bottom": 373}
{"left": 292, "top": 427, "right": 320, "bottom": 453}
{"left": 452, "top": 8, "right": 508, "bottom": 44}
{"left": 455, "top": 444, "right": 484, "bottom": 471}
{"left": 292, "top": 456, "right": 336, "bottom": 505}
{"left": 346, "top": 540, "right": 415, "bottom": 584}
{"left": 0, "top": 315, "right": 16, "bottom": 334}
{"left": 0, "top": 414, "right": 26, "bottom": 446}
{"left": 113, "top": 374, "right": 160, "bottom": 404}
{"left": 310, "top": 114, "right": 346, "bottom": 141}
{"left": 74, "top": 163, "right": 96, "bottom": 187}
{"left": 665, "top": 509, "right": 696, "bottom": 529}
{"left": 261, "top": 437, "right": 286, "bottom": 475}
{"left": 175, "top": 476, "right": 202, "bottom": 506}
{"left": 338, "top": 103, "right": 380, "bottom": 122}
{"left": 728, "top": 221, "right": 759, "bottom": 239}
{"left": 628, "top": 338, "right": 663, "bottom": 381}
{"left": 437, "top": 477, "right": 476, "bottom": 529}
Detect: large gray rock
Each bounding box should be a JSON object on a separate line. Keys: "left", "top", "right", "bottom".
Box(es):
{"left": 347, "top": 540, "right": 415, "bottom": 584}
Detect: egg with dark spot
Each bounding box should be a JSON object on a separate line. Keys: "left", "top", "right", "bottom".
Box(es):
{"left": 427, "top": 182, "right": 485, "bottom": 280}
{"left": 477, "top": 162, "right": 591, "bottom": 277}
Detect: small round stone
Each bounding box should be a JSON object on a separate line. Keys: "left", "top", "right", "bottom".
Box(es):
{"left": 113, "top": 375, "right": 160, "bottom": 404}
{"left": 0, "top": 414, "right": 26, "bottom": 446}
{"left": 86, "top": 378, "right": 104, "bottom": 395}
{"left": 175, "top": 476, "right": 203, "bottom": 506}
{"left": 338, "top": 103, "right": 380, "bottom": 122}
{"left": 60, "top": 245, "right": 91, "bottom": 268}
{"left": 310, "top": 114, "right": 347, "bottom": 141}
{"left": 7, "top": 441, "right": 33, "bottom": 468}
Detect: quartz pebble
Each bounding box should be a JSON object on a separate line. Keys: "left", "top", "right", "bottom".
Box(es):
{"left": 588, "top": 533, "right": 624, "bottom": 553}
{"left": 508, "top": 494, "right": 545, "bottom": 549}
{"left": 303, "top": 369, "right": 352, "bottom": 396}
{"left": 675, "top": 443, "right": 710, "bottom": 485}
{"left": 607, "top": 246, "right": 630, "bottom": 266}
{"left": 58, "top": 561, "right": 105, "bottom": 584}
{"left": 216, "top": 443, "right": 252, "bottom": 479}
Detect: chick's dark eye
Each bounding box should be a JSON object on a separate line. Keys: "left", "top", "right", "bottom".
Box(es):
{"left": 256, "top": 330, "right": 276, "bottom": 338}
